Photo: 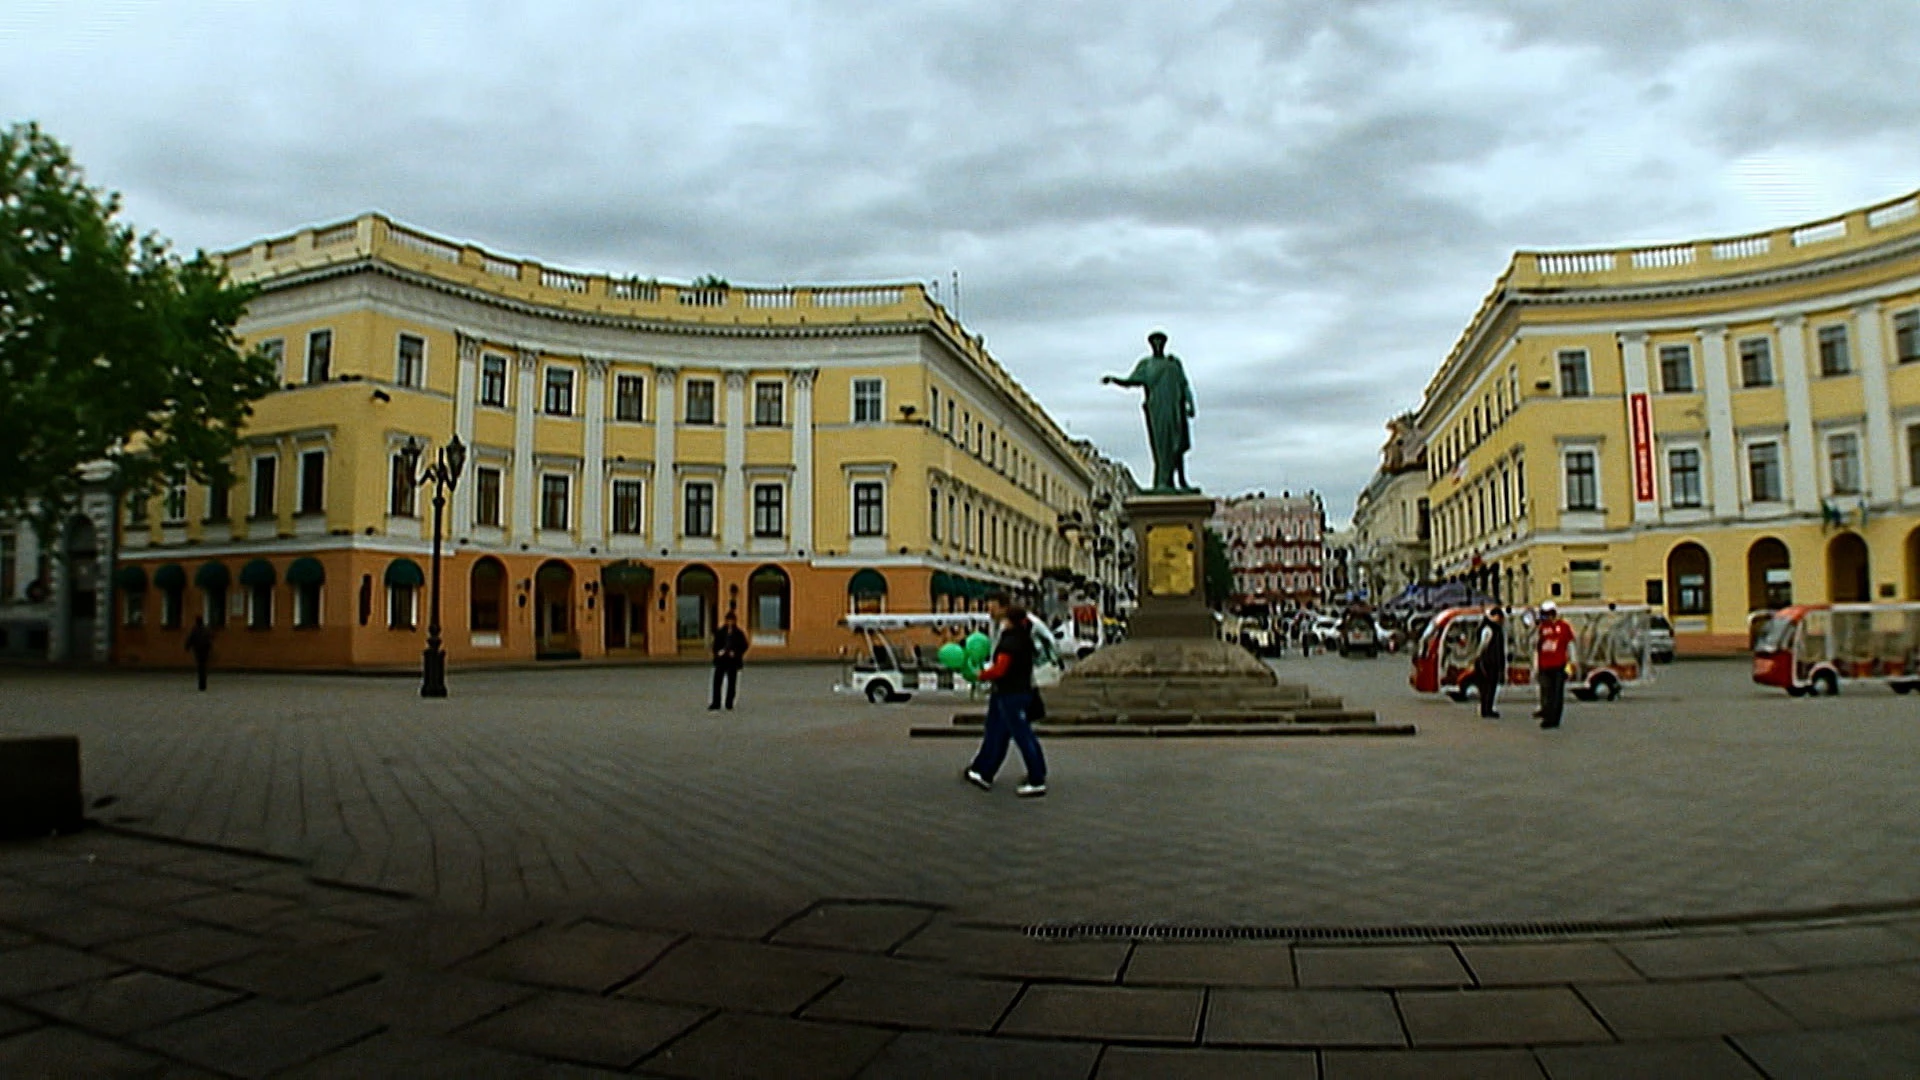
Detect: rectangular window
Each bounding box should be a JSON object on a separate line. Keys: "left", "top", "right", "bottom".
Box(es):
{"left": 261, "top": 338, "right": 285, "bottom": 382}
{"left": 298, "top": 451, "right": 325, "bottom": 515}
{"left": 540, "top": 475, "right": 571, "bottom": 531}
{"left": 1667, "top": 448, "right": 1702, "bottom": 508}
{"left": 1817, "top": 324, "right": 1851, "bottom": 376}
{"left": 1658, "top": 344, "right": 1694, "bottom": 393}
{"left": 1563, "top": 451, "right": 1597, "bottom": 511}
{"left": 852, "top": 481, "right": 884, "bottom": 536}
{"left": 474, "top": 467, "right": 503, "bottom": 527}
{"left": 611, "top": 479, "right": 644, "bottom": 535}
{"left": 396, "top": 333, "right": 425, "bottom": 388}
{"left": 684, "top": 379, "right": 716, "bottom": 424}
{"left": 123, "top": 589, "right": 144, "bottom": 628}
{"left": 1557, "top": 350, "right": 1590, "bottom": 397}
{"left": 1897, "top": 310, "right": 1920, "bottom": 365}
{"left": 204, "top": 585, "right": 227, "bottom": 629}
{"left": 129, "top": 493, "right": 149, "bottom": 527}
{"left": 161, "top": 586, "right": 182, "bottom": 629}
{"left": 251, "top": 457, "right": 277, "bottom": 519}
{"left": 1828, "top": 433, "right": 1862, "bottom": 495}
{"left": 305, "top": 329, "right": 332, "bottom": 383}
{"left": 480, "top": 353, "right": 508, "bottom": 407}
{"left": 752, "top": 484, "right": 783, "bottom": 538}
{"left": 615, "top": 374, "right": 645, "bottom": 422}
{"left": 930, "top": 489, "right": 941, "bottom": 542}
{"left": 1738, "top": 337, "right": 1774, "bottom": 388}
{"left": 544, "top": 367, "right": 575, "bottom": 416}
{"left": 1569, "top": 559, "right": 1603, "bottom": 600}
{"left": 683, "top": 482, "right": 715, "bottom": 537}
{"left": 389, "top": 453, "right": 417, "bottom": 517}
{"left": 853, "top": 378, "right": 884, "bottom": 423}
{"left": 293, "top": 583, "right": 321, "bottom": 629}
{"left": 946, "top": 400, "right": 955, "bottom": 437}
{"left": 1910, "top": 426, "right": 1920, "bottom": 487}
{"left": 1676, "top": 573, "right": 1709, "bottom": 615}
{"left": 248, "top": 584, "right": 272, "bottom": 630}
{"left": 1749, "top": 442, "right": 1783, "bottom": 503}
{"left": 387, "top": 585, "right": 417, "bottom": 630}
{"left": 205, "top": 478, "right": 230, "bottom": 524}
{"left": 163, "top": 479, "right": 188, "bottom": 525}
{"left": 754, "top": 382, "right": 784, "bottom": 426}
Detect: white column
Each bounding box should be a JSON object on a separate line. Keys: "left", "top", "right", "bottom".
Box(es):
{"left": 1855, "top": 302, "right": 1897, "bottom": 504}
{"left": 452, "top": 335, "right": 479, "bottom": 534}
{"left": 581, "top": 358, "right": 609, "bottom": 547}
{"left": 1776, "top": 316, "right": 1821, "bottom": 514}
{"left": 722, "top": 370, "right": 747, "bottom": 549}
{"left": 791, "top": 368, "right": 815, "bottom": 555}
{"left": 1619, "top": 332, "right": 1658, "bottom": 523}
{"left": 511, "top": 350, "right": 538, "bottom": 540}
{"left": 1697, "top": 325, "right": 1740, "bottom": 516}
{"left": 651, "top": 368, "right": 678, "bottom": 547}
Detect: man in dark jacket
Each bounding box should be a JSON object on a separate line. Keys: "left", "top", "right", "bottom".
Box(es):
{"left": 709, "top": 611, "right": 749, "bottom": 710}
{"left": 185, "top": 616, "right": 214, "bottom": 691}
{"left": 1470, "top": 606, "right": 1507, "bottom": 718}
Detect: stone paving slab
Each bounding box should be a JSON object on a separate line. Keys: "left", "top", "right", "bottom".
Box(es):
{"left": 1204, "top": 988, "right": 1405, "bottom": 1047}
{"left": 1122, "top": 941, "right": 1295, "bottom": 987}
{"left": 1533, "top": 1037, "right": 1766, "bottom": 1080}
{"left": 803, "top": 971, "right": 1019, "bottom": 1033}
{"left": 641, "top": 1012, "right": 894, "bottom": 1080}
{"left": 857, "top": 1031, "right": 1102, "bottom": 1080}
{"left": 134, "top": 998, "right": 382, "bottom": 1078}
{"left": 998, "top": 984, "right": 1203, "bottom": 1042}
{"left": 0, "top": 1024, "right": 178, "bottom": 1078}
{"left": 24, "top": 970, "right": 243, "bottom": 1036}
{"left": 1751, "top": 923, "right": 1920, "bottom": 967}
{"left": 615, "top": 937, "right": 842, "bottom": 1013}
{"left": 1732, "top": 1021, "right": 1920, "bottom": 1080}
{"left": 1394, "top": 986, "right": 1609, "bottom": 1047}
{"left": 0, "top": 943, "right": 133, "bottom": 998}
{"left": 1457, "top": 941, "right": 1641, "bottom": 986}
{"left": 1745, "top": 966, "right": 1920, "bottom": 1026}
{"left": 1096, "top": 1044, "right": 1317, "bottom": 1079}
{"left": 456, "top": 920, "right": 682, "bottom": 993}
{"left": 1319, "top": 1047, "right": 1546, "bottom": 1079}
{"left": 1295, "top": 944, "right": 1471, "bottom": 989}
{"left": 771, "top": 902, "right": 935, "bottom": 953}
{"left": 311, "top": 968, "right": 534, "bottom": 1035}
{"left": 459, "top": 991, "right": 707, "bottom": 1069}
{"left": 1575, "top": 978, "right": 1796, "bottom": 1040}
{"left": 1613, "top": 933, "right": 1802, "bottom": 979}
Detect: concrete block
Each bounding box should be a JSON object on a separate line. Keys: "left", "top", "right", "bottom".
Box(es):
{"left": 0, "top": 736, "right": 83, "bottom": 839}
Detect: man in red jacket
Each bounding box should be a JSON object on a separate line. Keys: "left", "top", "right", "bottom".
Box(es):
{"left": 963, "top": 602, "right": 1048, "bottom": 798}
{"left": 1534, "top": 601, "right": 1577, "bottom": 729}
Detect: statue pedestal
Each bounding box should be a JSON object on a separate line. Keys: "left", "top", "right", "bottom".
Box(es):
{"left": 1123, "top": 493, "right": 1217, "bottom": 640}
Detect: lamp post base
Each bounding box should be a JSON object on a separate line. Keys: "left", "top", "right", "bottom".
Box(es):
{"left": 421, "top": 648, "right": 449, "bottom": 698}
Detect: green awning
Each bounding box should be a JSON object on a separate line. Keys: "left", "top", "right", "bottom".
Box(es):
{"left": 239, "top": 559, "right": 276, "bottom": 588}
{"left": 153, "top": 563, "right": 186, "bottom": 590}
{"left": 602, "top": 560, "right": 653, "bottom": 588}
{"left": 847, "top": 568, "right": 888, "bottom": 597}
{"left": 930, "top": 571, "right": 956, "bottom": 597}
{"left": 384, "top": 558, "right": 426, "bottom": 588}
{"left": 194, "top": 561, "right": 230, "bottom": 589}
{"left": 286, "top": 557, "right": 325, "bottom": 586}
{"left": 114, "top": 565, "right": 147, "bottom": 591}
{"left": 538, "top": 562, "right": 575, "bottom": 585}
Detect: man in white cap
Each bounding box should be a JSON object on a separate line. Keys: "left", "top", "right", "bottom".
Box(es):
{"left": 1533, "top": 601, "right": 1577, "bottom": 729}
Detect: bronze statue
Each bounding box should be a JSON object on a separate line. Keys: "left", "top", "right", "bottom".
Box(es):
{"left": 1103, "top": 329, "right": 1196, "bottom": 492}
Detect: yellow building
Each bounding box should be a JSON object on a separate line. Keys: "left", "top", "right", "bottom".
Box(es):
{"left": 1418, "top": 188, "right": 1920, "bottom": 653}
{"left": 114, "top": 215, "right": 1094, "bottom": 668}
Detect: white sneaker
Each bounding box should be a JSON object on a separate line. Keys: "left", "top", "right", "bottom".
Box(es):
{"left": 964, "top": 769, "right": 992, "bottom": 791}
{"left": 1016, "top": 781, "right": 1047, "bottom": 798}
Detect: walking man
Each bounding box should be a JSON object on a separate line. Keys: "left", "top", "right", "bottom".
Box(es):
{"left": 709, "top": 611, "right": 749, "bottom": 710}
{"left": 964, "top": 602, "right": 1048, "bottom": 798}
{"left": 185, "top": 616, "right": 214, "bottom": 692}
{"left": 1471, "top": 606, "right": 1507, "bottom": 718}
{"left": 1534, "top": 601, "right": 1577, "bottom": 729}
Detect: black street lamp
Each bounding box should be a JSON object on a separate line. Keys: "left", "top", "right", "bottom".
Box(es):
{"left": 401, "top": 433, "right": 467, "bottom": 698}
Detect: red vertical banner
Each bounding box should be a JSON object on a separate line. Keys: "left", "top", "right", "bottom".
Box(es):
{"left": 1629, "top": 392, "right": 1655, "bottom": 502}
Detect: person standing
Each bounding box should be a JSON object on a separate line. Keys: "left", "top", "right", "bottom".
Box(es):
{"left": 185, "top": 616, "right": 214, "bottom": 692}
{"left": 708, "top": 611, "right": 749, "bottom": 711}
{"left": 964, "top": 603, "right": 1048, "bottom": 798}
{"left": 1534, "top": 601, "right": 1577, "bottom": 729}
{"left": 1470, "top": 606, "right": 1507, "bottom": 718}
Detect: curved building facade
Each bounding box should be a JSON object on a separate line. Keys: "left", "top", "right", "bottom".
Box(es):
{"left": 1417, "top": 188, "right": 1920, "bottom": 652}
{"left": 114, "top": 215, "right": 1093, "bottom": 668}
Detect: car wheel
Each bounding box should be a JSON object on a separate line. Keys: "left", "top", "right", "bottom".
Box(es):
{"left": 1813, "top": 670, "right": 1840, "bottom": 698}
{"left": 865, "top": 680, "right": 895, "bottom": 705}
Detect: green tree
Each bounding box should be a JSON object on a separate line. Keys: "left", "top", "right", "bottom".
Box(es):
{"left": 1203, "top": 527, "right": 1234, "bottom": 609}
{"left": 0, "top": 123, "right": 277, "bottom": 537}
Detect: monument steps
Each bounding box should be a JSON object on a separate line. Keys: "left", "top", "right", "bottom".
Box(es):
{"left": 910, "top": 721, "right": 1416, "bottom": 739}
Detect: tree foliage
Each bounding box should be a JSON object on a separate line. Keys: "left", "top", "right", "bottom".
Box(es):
{"left": 1203, "top": 527, "right": 1234, "bottom": 609}
{"left": 0, "top": 122, "right": 277, "bottom": 536}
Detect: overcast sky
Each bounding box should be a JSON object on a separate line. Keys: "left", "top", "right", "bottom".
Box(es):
{"left": 7, "top": 1, "right": 1920, "bottom": 524}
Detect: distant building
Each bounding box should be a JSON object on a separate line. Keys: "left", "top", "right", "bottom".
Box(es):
{"left": 1323, "top": 527, "right": 1356, "bottom": 601}
{"left": 1, "top": 468, "right": 119, "bottom": 664}
{"left": 1063, "top": 441, "right": 1141, "bottom": 617}
{"left": 1211, "top": 492, "right": 1326, "bottom": 610}
{"left": 1413, "top": 186, "right": 1920, "bottom": 652}
{"left": 1350, "top": 413, "right": 1431, "bottom": 603}
{"left": 112, "top": 213, "right": 1096, "bottom": 668}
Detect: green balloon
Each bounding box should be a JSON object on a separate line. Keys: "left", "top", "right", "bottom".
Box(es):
{"left": 964, "top": 632, "right": 992, "bottom": 663}
{"left": 937, "top": 642, "right": 966, "bottom": 671}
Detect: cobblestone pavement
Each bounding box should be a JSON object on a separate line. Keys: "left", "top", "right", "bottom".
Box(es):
{"left": 1, "top": 655, "right": 1917, "bottom": 928}
{"left": 2, "top": 830, "right": 1919, "bottom": 1077}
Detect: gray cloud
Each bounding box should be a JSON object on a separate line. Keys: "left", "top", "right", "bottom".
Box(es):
{"left": 6, "top": 0, "right": 1920, "bottom": 523}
